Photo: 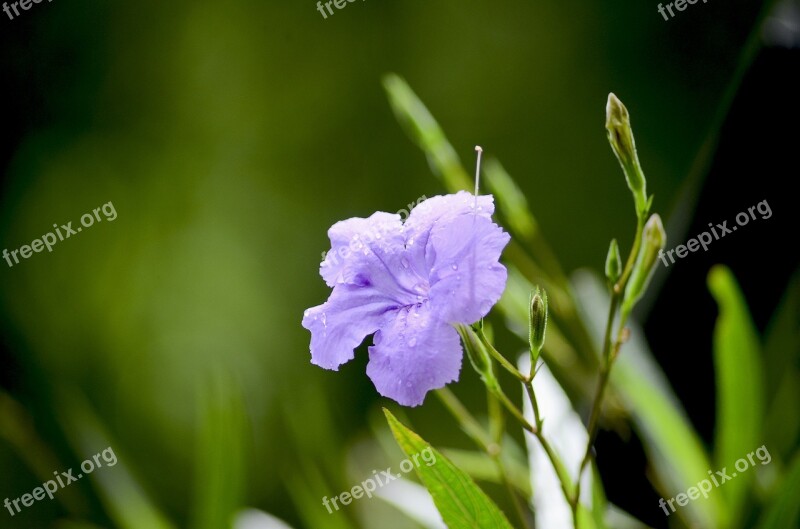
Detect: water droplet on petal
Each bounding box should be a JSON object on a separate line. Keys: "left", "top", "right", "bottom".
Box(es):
{"left": 321, "top": 313, "right": 327, "bottom": 326}
{"left": 303, "top": 309, "right": 310, "bottom": 317}
{"left": 401, "top": 257, "right": 410, "bottom": 268}
{"left": 451, "top": 264, "right": 458, "bottom": 270}
{"left": 408, "top": 337, "right": 417, "bottom": 347}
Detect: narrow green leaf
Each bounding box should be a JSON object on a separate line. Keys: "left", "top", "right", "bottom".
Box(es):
{"left": 755, "top": 452, "right": 800, "bottom": 529}
{"left": 59, "top": 390, "right": 177, "bottom": 529}
{"left": 482, "top": 158, "right": 537, "bottom": 240}
{"left": 708, "top": 265, "right": 764, "bottom": 520}
{"left": 383, "top": 409, "right": 514, "bottom": 529}
{"left": 190, "top": 375, "right": 247, "bottom": 529}
{"left": 590, "top": 462, "right": 608, "bottom": 529}
{"left": 285, "top": 462, "right": 355, "bottom": 529}
{"left": 382, "top": 74, "right": 471, "bottom": 193}
{"left": 611, "top": 362, "right": 725, "bottom": 528}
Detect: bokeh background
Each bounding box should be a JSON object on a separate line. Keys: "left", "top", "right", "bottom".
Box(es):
{"left": 1, "top": 0, "right": 797, "bottom": 528}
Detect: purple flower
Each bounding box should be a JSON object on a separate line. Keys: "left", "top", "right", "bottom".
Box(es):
{"left": 302, "top": 192, "right": 511, "bottom": 406}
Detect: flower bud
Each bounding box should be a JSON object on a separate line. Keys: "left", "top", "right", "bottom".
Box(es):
{"left": 529, "top": 287, "right": 548, "bottom": 364}
{"left": 622, "top": 214, "right": 666, "bottom": 316}
{"left": 456, "top": 324, "right": 497, "bottom": 389}
{"left": 606, "top": 93, "right": 648, "bottom": 217}
{"left": 605, "top": 239, "right": 622, "bottom": 284}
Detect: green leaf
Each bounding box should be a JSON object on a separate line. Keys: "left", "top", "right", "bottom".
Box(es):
{"left": 755, "top": 452, "right": 800, "bottom": 529}
{"left": 382, "top": 74, "right": 471, "bottom": 193}
{"left": 286, "top": 462, "right": 355, "bottom": 529}
{"left": 708, "top": 265, "right": 765, "bottom": 520}
{"left": 383, "top": 409, "right": 514, "bottom": 529}
{"left": 482, "top": 158, "right": 538, "bottom": 240}
{"left": 611, "top": 361, "right": 725, "bottom": 528}
{"left": 59, "top": 390, "right": 177, "bottom": 529}
{"left": 190, "top": 375, "right": 247, "bottom": 529}
{"left": 590, "top": 462, "right": 608, "bottom": 529}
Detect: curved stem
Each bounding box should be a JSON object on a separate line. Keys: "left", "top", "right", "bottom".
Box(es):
{"left": 492, "top": 386, "right": 537, "bottom": 435}
{"left": 488, "top": 390, "right": 532, "bottom": 529}
{"left": 475, "top": 325, "right": 528, "bottom": 382}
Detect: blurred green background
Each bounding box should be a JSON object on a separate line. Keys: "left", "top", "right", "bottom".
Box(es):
{"left": 0, "top": 0, "right": 796, "bottom": 528}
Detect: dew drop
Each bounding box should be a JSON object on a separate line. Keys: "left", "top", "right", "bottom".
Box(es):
{"left": 321, "top": 313, "right": 327, "bottom": 326}
{"left": 401, "top": 257, "right": 410, "bottom": 269}
{"left": 451, "top": 264, "right": 458, "bottom": 270}
{"left": 408, "top": 337, "right": 417, "bottom": 347}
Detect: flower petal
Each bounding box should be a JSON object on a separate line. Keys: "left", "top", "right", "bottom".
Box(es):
{"left": 427, "top": 214, "right": 510, "bottom": 324}
{"left": 320, "top": 212, "right": 404, "bottom": 287}
{"left": 366, "top": 303, "right": 462, "bottom": 407}
{"left": 404, "top": 192, "right": 494, "bottom": 246}
{"left": 403, "top": 192, "right": 496, "bottom": 275}
{"left": 302, "top": 283, "right": 396, "bottom": 370}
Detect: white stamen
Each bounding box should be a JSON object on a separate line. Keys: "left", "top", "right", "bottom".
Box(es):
{"left": 474, "top": 145, "right": 483, "bottom": 213}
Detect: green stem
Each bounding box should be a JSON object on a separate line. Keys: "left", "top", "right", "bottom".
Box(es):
{"left": 488, "top": 390, "right": 532, "bottom": 529}
{"left": 492, "top": 386, "right": 537, "bottom": 435}
{"left": 474, "top": 325, "right": 528, "bottom": 382}
{"left": 570, "top": 214, "right": 645, "bottom": 526}
{"left": 614, "top": 216, "right": 645, "bottom": 296}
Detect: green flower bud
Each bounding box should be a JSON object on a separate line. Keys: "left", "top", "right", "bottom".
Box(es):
{"left": 606, "top": 93, "right": 648, "bottom": 218}
{"left": 456, "top": 324, "right": 497, "bottom": 389}
{"left": 529, "top": 287, "right": 548, "bottom": 364}
{"left": 622, "top": 214, "right": 666, "bottom": 317}
{"left": 605, "top": 239, "right": 622, "bottom": 284}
